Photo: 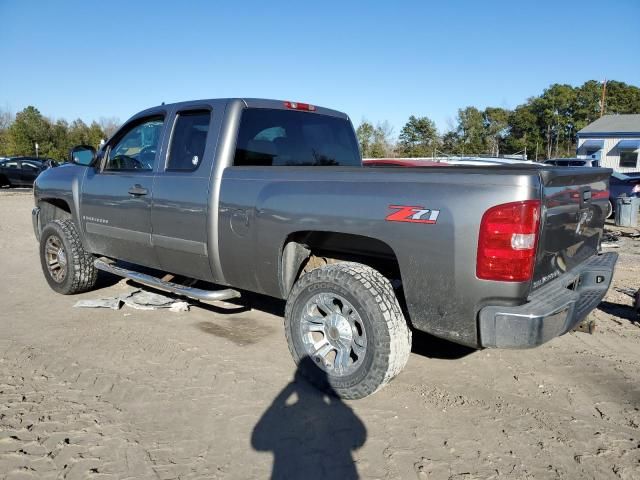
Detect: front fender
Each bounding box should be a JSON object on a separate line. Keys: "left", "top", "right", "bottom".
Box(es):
{"left": 33, "top": 164, "right": 89, "bottom": 249}
{"left": 34, "top": 164, "right": 87, "bottom": 222}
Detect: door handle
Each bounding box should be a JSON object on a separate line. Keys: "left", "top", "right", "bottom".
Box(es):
{"left": 128, "top": 185, "right": 148, "bottom": 196}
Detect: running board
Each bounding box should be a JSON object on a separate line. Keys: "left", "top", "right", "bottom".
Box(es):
{"left": 94, "top": 259, "right": 241, "bottom": 303}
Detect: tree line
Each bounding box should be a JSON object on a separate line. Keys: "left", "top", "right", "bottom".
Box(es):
{"left": 0, "top": 106, "right": 119, "bottom": 161}
{"left": 1, "top": 80, "right": 638, "bottom": 162}
{"left": 357, "top": 80, "right": 640, "bottom": 160}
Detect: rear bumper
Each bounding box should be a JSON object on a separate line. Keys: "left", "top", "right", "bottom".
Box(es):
{"left": 479, "top": 252, "right": 618, "bottom": 348}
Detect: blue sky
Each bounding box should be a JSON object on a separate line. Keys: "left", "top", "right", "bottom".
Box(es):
{"left": 1, "top": 0, "right": 638, "bottom": 136}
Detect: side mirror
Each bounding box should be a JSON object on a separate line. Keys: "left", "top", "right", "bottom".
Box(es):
{"left": 69, "top": 145, "right": 96, "bottom": 166}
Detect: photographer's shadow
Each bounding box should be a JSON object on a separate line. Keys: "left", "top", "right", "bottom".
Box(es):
{"left": 252, "top": 357, "right": 367, "bottom": 479}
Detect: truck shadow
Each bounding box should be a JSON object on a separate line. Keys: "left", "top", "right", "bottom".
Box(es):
{"left": 251, "top": 356, "right": 366, "bottom": 479}
{"left": 194, "top": 289, "right": 285, "bottom": 317}
{"left": 197, "top": 290, "right": 475, "bottom": 360}
{"left": 597, "top": 301, "right": 639, "bottom": 324}
{"left": 95, "top": 271, "right": 125, "bottom": 290}
{"left": 411, "top": 329, "right": 476, "bottom": 360}
{"left": 117, "top": 274, "right": 475, "bottom": 360}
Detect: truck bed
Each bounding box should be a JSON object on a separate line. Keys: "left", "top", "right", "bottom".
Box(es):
{"left": 218, "top": 164, "right": 611, "bottom": 347}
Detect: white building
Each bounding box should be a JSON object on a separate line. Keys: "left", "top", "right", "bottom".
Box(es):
{"left": 576, "top": 114, "right": 640, "bottom": 172}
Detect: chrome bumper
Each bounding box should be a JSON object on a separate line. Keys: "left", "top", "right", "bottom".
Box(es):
{"left": 479, "top": 252, "right": 618, "bottom": 348}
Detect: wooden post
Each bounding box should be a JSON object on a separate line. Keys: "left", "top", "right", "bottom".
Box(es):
{"left": 600, "top": 79, "right": 607, "bottom": 117}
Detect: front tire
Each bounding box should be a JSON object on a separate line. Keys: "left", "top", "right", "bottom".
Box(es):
{"left": 40, "top": 219, "right": 98, "bottom": 294}
{"left": 284, "top": 262, "right": 411, "bottom": 399}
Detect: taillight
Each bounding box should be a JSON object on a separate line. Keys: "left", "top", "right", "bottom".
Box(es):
{"left": 284, "top": 101, "right": 316, "bottom": 111}
{"left": 477, "top": 200, "right": 541, "bottom": 282}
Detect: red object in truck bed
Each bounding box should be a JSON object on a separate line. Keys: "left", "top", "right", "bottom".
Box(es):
{"left": 363, "top": 158, "right": 450, "bottom": 167}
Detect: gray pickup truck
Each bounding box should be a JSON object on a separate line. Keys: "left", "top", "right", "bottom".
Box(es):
{"left": 32, "top": 98, "right": 617, "bottom": 398}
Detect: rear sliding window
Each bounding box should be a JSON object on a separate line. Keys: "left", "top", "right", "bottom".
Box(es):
{"left": 167, "top": 110, "right": 210, "bottom": 171}
{"left": 234, "top": 108, "right": 360, "bottom": 167}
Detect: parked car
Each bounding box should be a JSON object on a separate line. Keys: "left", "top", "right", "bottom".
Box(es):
{"left": 544, "top": 158, "right": 601, "bottom": 167}
{"left": 31, "top": 98, "right": 617, "bottom": 399}
{"left": 0, "top": 157, "right": 57, "bottom": 187}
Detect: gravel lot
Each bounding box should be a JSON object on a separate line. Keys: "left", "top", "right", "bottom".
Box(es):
{"left": 1, "top": 189, "right": 639, "bottom": 480}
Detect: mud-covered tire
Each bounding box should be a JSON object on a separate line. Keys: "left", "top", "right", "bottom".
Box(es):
{"left": 40, "top": 219, "right": 98, "bottom": 294}
{"left": 284, "top": 262, "right": 412, "bottom": 399}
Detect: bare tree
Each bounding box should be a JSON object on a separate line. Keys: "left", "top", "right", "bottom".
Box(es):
{"left": 0, "top": 106, "right": 14, "bottom": 131}
{"left": 356, "top": 120, "right": 396, "bottom": 158}
{"left": 374, "top": 121, "right": 396, "bottom": 157}
{"left": 98, "top": 117, "right": 120, "bottom": 139}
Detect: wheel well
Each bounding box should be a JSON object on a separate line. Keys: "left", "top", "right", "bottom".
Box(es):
{"left": 280, "top": 231, "right": 403, "bottom": 297}
{"left": 39, "top": 198, "right": 72, "bottom": 225}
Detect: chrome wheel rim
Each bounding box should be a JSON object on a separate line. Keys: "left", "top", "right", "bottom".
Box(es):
{"left": 45, "top": 235, "right": 67, "bottom": 283}
{"left": 300, "top": 293, "right": 367, "bottom": 377}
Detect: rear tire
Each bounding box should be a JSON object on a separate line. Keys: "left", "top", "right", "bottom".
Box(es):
{"left": 40, "top": 219, "right": 98, "bottom": 294}
{"left": 606, "top": 200, "right": 614, "bottom": 219}
{"left": 284, "top": 262, "right": 411, "bottom": 399}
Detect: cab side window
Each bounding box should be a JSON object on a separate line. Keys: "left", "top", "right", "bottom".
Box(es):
{"left": 105, "top": 117, "right": 164, "bottom": 171}
{"left": 166, "top": 110, "right": 211, "bottom": 171}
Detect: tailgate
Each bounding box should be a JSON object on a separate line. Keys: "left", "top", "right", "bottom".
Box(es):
{"left": 532, "top": 167, "right": 611, "bottom": 290}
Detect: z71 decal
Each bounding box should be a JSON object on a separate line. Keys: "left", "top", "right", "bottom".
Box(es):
{"left": 386, "top": 205, "right": 440, "bottom": 224}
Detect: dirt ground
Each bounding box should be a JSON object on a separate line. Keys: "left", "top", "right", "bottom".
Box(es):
{"left": 0, "top": 189, "right": 639, "bottom": 480}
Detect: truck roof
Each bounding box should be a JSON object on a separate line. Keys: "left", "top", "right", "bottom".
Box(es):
{"left": 130, "top": 98, "right": 350, "bottom": 123}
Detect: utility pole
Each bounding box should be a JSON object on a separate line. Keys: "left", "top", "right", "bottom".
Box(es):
{"left": 600, "top": 79, "right": 607, "bottom": 117}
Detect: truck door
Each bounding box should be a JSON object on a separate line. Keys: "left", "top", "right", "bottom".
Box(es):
{"left": 80, "top": 115, "right": 165, "bottom": 269}
{"left": 2, "top": 160, "right": 20, "bottom": 185}
{"left": 19, "top": 160, "right": 42, "bottom": 185}
{"left": 150, "top": 108, "right": 216, "bottom": 281}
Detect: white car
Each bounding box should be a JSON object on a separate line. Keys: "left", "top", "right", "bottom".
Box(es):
{"left": 544, "top": 158, "right": 601, "bottom": 167}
